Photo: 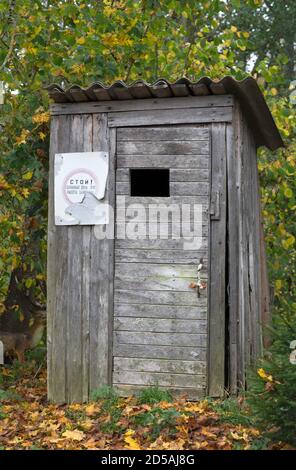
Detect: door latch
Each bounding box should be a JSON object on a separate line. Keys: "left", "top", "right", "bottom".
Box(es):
{"left": 210, "top": 190, "right": 221, "bottom": 220}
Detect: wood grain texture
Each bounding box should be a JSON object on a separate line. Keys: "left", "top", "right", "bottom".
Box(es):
{"left": 114, "top": 317, "right": 207, "bottom": 334}
{"left": 117, "top": 126, "right": 210, "bottom": 141}
{"left": 113, "top": 371, "right": 206, "bottom": 388}
{"left": 114, "top": 303, "right": 207, "bottom": 319}
{"left": 47, "top": 115, "right": 69, "bottom": 403}
{"left": 113, "top": 357, "right": 206, "bottom": 374}
{"left": 114, "top": 248, "right": 207, "bottom": 264}
{"left": 89, "top": 115, "right": 115, "bottom": 392}
{"left": 117, "top": 140, "right": 210, "bottom": 155}
{"left": 114, "top": 343, "right": 207, "bottom": 361}
{"left": 51, "top": 95, "right": 234, "bottom": 115}
{"left": 47, "top": 113, "right": 115, "bottom": 403}
{"left": 116, "top": 154, "right": 209, "bottom": 169}
{"left": 108, "top": 107, "right": 232, "bottom": 127}
{"left": 226, "top": 118, "right": 238, "bottom": 394}
{"left": 208, "top": 123, "right": 227, "bottom": 397}
{"left": 113, "top": 124, "right": 210, "bottom": 395}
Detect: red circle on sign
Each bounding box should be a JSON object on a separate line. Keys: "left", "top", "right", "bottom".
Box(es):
{"left": 63, "top": 168, "right": 98, "bottom": 204}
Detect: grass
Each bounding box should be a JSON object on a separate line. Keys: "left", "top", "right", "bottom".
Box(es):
{"left": 208, "top": 396, "right": 253, "bottom": 427}
{"left": 90, "top": 386, "right": 123, "bottom": 433}
{"left": 133, "top": 406, "right": 180, "bottom": 440}
{"left": 138, "top": 386, "right": 173, "bottom": 405}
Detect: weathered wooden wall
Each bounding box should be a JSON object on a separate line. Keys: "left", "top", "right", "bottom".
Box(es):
{"left": 113, "top": 125, "right": 210, "bottom": 399}
{"left": 47, "top": 94, "right": 267, "bottom": 402}
{"left": 227, "top": 101, "right": 265, "bottom": 393}
{"left": 47, "top": 113, "right": 115, "bottom": 403}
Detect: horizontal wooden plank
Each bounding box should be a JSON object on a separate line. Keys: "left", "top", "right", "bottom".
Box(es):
{"left": 171, "top": 169, "right": 209, "bottom": 182}
{"left": 115, "top": 262, "right": 206, "bottom": 279}
{"left": 108, "top": 107, "right": 232, "bottom": 127}
{"left": 114, "top": 303, "right": 207, "bottom": 319}
{"left": 114, "top": 278, "right": 207, "bottom": 296}
{"left": 116, "top": 195, "right": 209, "bottom": 206}
{"left": 115, "top": 223, "right": 208, "bottom": 240}
{"left": 113, "top": 384, "right": 206, "bottom": 400}
{"left": 116, "top": 154, "right": 209, "bottom": 169}
{"left": 115, "top": 278, "right": 207, "bottom": 292}
{"left": 117, "top": 126, "right": 210, "bottom": 141}
{"left": 170, "top": 182, "right": 209, "bottom": 196}
{"left": 117, "top": 140, "right": 209, "bottom": 155}
{"left": 114, "top": 249, "right": 207, "bottom": 264}
{"left": 116, "top": 168, "right": 209, "bottom": 182}
{"left": 115, "top": 237, "right": 208, "bottom": 250}
{"left": 113, "top": 370, "right": 206, "bottom": 388}
{"left": 113, "top": 342, "right": 206, "bottom": 361}
{"left": 51, "top": 95, "right": 234, "bottom": 115}
{"left": 116, "top": 181, "right": 209, "bottom": 196}
{"left": 116, "top": 209, "right": 208, "bottom": 223}
{"left": 115, "top": 289, "right": 207, "bottom": 306}
{"left": 114, "top": 331, "right": 207, "bottom": 347}
{"left": 113, "top": 357, "right": 206, "bottom": 374}
{"left": 114, "top": 317, "right": 207, "bottom": 334}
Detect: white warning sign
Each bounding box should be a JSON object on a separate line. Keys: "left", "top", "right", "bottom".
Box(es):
{"left": 54, "top": 152, "right": 109, "bottom": 225}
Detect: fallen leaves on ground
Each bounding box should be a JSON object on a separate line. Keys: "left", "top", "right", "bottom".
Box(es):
{"left": 0, "top": 364, "right": 272, "bottom": 450}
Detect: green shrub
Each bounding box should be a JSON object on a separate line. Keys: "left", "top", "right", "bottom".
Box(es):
{"left": 247, "top": 302, "right": 296, "bottom": 445}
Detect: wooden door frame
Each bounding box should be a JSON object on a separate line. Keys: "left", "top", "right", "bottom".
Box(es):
{"left": 208, "top": 123, "right": 227, "bottom": 397}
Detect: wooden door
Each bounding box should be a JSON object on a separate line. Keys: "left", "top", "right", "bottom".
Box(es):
{"left": 112, "top": 124, "right": 219, "bottom": 399}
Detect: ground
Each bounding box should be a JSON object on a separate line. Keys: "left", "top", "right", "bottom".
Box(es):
{"left": 0, "top": 354, "right": 287, "bottom": 450}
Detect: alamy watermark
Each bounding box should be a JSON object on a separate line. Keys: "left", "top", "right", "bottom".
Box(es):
{"left": 93, "top": 196, "right": 205, "bottom": 250}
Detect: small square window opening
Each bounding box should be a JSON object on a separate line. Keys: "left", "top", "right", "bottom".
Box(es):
{"left": 130, "top": 169, "right": 170, "bottom": 197}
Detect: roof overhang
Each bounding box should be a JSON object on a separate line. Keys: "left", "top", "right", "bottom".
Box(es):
{"left": 46, "top": 76, "right": 284, "bottom": 151}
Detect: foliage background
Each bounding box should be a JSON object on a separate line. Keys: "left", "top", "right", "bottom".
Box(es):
{"left": 0, "top": 0, "right": 295, "bottom": 442}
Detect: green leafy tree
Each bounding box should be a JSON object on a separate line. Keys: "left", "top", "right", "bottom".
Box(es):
{"left": 0, "top": 5, "right": 295, "bottom": 444}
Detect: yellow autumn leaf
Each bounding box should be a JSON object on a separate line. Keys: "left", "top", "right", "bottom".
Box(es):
{"left": 22, "top": 171, "right": 33, "bottom": 180}
{"left": 62, "top": 429, "right": 85, "bottom": 441}
{"left": 32, "top": 111, "right": 50, "bottom": 124}
{"left": 16, "top": 129, "right": 30, "bottom": 146}
{"left": 39, "top": 131, "right": 46, "bottom": 141}
{"left": 257, "top": 368, "right": 273, "bottom": 382}
{"left": 230, "top": 25, "right": 237, "bottom": 33}
{"left": 76, "top": 37, "right": 86, "bottom": 45}
{"left": 85, "top": 403, "right": 100, "bottom": 416}
{"left": 282, "top": 235, "right": 295, "bottom": 249}
{"left": 124, "top": 429, "right": 141, "bottom": 450}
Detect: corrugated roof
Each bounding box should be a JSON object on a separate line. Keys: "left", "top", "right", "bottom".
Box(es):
{"left": 46, "top": 76, "right": 284, "bottom": 150}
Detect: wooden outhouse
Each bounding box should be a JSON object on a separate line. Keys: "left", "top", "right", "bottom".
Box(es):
{"left": 46, "top": 77, "right": 283, "bottom": 403}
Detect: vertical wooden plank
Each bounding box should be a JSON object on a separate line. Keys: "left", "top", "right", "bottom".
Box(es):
{"left": 47, "top": 115, "right": 71, "bottom": 403}
{"left": 47, "top": 115, "right": 59, "bottom": 401}
{"left": 259, "top": 216, "right": 271, "bottom": 348}
{"left": 66, "top": 115, "right": 84, "bottom": 402}
{"left": 246, "top": 121, "right": 263, "bottom": 360}
{"left": 48, "top": 114, "right": 95, "bottom": 403}
{"left": 226, "top": 118, "right": 238, "bottom": 394}
{"left": 108, "top": 128, "right": 116, "bottom": 385}
{"left": 89, "top": 114, "right": 115, "bottom": 391}
{"left": 81, "top": 115, "right": 93, "bottom": 402}
{"left": 208, "top": 123, "right": 227, "bottom": 396}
